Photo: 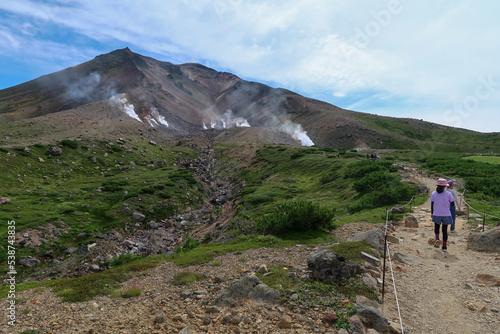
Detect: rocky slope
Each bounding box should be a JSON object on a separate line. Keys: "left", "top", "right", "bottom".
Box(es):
{"left": 1, "top": 48, "right": 498, "bottom": 151}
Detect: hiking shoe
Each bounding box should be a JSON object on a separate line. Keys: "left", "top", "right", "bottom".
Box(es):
{"left": 434, "top": 239, "right": 441, "bottom": 247}
{"left": 442, "top": 246, "right": 447, "bottom": 252}
{"left": 450, "top": 230, "right": 456, "bottom": 233}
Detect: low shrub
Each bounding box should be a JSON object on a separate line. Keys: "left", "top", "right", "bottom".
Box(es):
{"left": 257, "top": 200, "right": 336, "bottom": 234}
{"left": 121, "top": 288, "right": 141, "bottom": 298}
{"left": 60, "top": 139, "right": 79, "bottom": 149}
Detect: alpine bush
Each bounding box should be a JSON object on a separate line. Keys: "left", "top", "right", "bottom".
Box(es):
{"left": 257, "top": 200, "right": 336, "bottom": 234}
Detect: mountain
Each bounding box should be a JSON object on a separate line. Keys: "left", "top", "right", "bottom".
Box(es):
{"left": 0, "top": 48, "right": 499, "bottom": 151}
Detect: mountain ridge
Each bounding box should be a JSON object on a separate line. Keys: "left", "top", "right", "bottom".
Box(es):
{"left": 0, "top": 48, "right": 499, "bottom": 151}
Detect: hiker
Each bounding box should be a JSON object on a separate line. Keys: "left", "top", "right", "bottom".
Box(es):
{"left": 447, "top": 180, "right": 461, "bottom": 233}
{"left": 430, "top": 178, "right": 455, "bottom": 252}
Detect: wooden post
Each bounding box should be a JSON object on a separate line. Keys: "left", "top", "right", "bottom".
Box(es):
{"left": 382, "top": 209, "right": 388, "bottom": 299}
{"left": 483, "top": 214, "right": 486, "bottom": 232}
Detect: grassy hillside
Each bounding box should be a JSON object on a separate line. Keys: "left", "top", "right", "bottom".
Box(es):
{"left": 356, "top": 114, "right": 500, "bottom": 153}
{"left": 0, "top": 138, "right": 203, "bottom": 263}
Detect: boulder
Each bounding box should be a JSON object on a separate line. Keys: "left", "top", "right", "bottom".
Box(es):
{"left": 467, "top": 227, "right": 500, "bottom": 252}
{"left": 348, "top": 315, "right": 366, "bottom": 334}
{"left": 347, "top": 228, "right": 385, "bottom": 252}
{"left": 19, "top": 257, "right": 41, "bottom": 267}
{"left": 214, "top": 274, "right": 278, "bottom": 306}
{"left": 47, "top": 146, "right": 63, "bottom": 156}
{"left": 404, "top": 216, "right": 419, "bottom": 228}
{"left": 132, "top": 212, "right": 146, "bottom": 222}
{"left": 247, "top": 283, "right": 280, "bottom": 303}
{"left": 307, "top": 249, "right": 362, "bottom": 282}
{"left": 0, "top": 197, "right": 11, "bottom": 205}
{"left": 353, "top": 303, "right": 389, "bottom": 332}
{"left": 390, "top": 205, "right": 404, "bottom": 214}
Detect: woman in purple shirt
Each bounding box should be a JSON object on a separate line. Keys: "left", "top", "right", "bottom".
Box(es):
{"left": 430, "top": 178, "right": 455, "bottom": 252}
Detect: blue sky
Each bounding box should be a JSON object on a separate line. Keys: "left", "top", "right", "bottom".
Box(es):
{"left": 1, "top": 0, "right": 499, "bottom": 133}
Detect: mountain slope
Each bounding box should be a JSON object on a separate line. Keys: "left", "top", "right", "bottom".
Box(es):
{"left": 0, "top": 48, "right": 498, "bottom": 151}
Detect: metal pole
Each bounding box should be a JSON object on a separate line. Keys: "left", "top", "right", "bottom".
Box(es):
{"left": 483, "top": 214, "right": 486, "bottom": 232}
{"left": 382, "top": 209, "right": 388, "bottom": 299}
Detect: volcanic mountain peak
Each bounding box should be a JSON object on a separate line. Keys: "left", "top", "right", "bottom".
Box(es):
{"left": 1, "top": 48, "right": 497, "bottom": 150}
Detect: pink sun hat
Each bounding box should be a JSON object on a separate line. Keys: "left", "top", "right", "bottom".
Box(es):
{"left": 437, "top": 178, "right": 449, "bottom": 186}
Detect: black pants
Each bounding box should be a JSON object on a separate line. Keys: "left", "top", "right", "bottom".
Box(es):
{"left": 434, "top": 223, "right": 448, "bottom": 242}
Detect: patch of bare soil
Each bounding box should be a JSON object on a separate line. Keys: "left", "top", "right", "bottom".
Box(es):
{"left": 380, "top": 171, "right": 500, "bottom": 334}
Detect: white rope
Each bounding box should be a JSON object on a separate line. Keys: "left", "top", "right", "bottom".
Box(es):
{"left": 386, "top": 241, "right": 405, "bottom": 334}
{"left": 384, "top": 210, "right": 405, "bottom": 333}
{"left": 462, "top": 197, "right": 500, "bottom": 220}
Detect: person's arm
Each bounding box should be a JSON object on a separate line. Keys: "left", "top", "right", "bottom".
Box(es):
{"left": 431, "top": 201, "right": 434, "bottom": 218}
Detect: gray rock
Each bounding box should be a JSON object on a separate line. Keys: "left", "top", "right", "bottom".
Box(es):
{"left": 390, "top": 205, "right": 404, "bottom": 214}
{"left": 354, "top": 303, "right": 389, "bottom": 332}
{"left": 154, "top": 314, "right": 165, "bottom": 323}
{"left": 214, "top": 274, "right": 278, "bottom": 306}
{"left": 123, "top": 240, "right": 135, "bottom": 248}
{"left": 47, "top": 146, "right": 63, "bottom": 156}
{"left": 386, "top": 234, "right": 400, "bottom": 244}
{"left": 89, "top": 264, "right": 100, "bottom": 272}
{"left": 132, "top": 212, "right": 146, "bottom": 222}
{"left": 78, "top": 245, "right": 89, "bottom": 255}
{"left": 361, "top": 252, "right": 381, "bottom": 267}
{"left": 307, "top": 249, "right": 362, "bottom": 282}
{"left": 348, "top": 315, "right": 366, "bottom": 334}
{"left": 393, "top": 252, "right": 421, "bottom": 265}
{"left": 205, "top": 306, "right": 221, "bottom": 314}
{"left": 222, "top": 312, "right": 241, "bottom": 324}
{"left": 347, "top": 228, "right": 385, "bottom": 252}
{"left": 0, "top": 197, "right": 11, "bottom": 205}
{"left": 63, "top": 247, "right": 79, "bottom": 255}
{"left": 362, "top": 273, "right": 378, "bottom": 290}
{"left": 53, "top": 229, "right": 62, "bottom": 237}
{"left": 147, "top": 220, "right": 159, "bottom": 229}
{"left": 178, "top": 327, "right": 193, "bottom": 334}
{"left": 19, "top": 257, "right": 41, "bottom": 267}
{"left": 404, "top": 216, "right": 419, "bottom": 228}
{"left": 467, "top": 227, "right": 500, "bottom": 252}
{"left": 248, "top": 283, "right": 280, "bottom": 303}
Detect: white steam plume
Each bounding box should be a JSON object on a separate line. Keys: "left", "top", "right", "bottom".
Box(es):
{"left": 109, "top": 93, "right": 142, "bottom": 123}
{"left": 67, "top": 72, "right": 101, "bottom": 100}
{"left": 205, "top": 109, "right": 250, "bottom": 129}
{"left": 278, "top": 120, "right": 314, "bottom": 146}
{"left": 147, "top": 107, "right": 169, "bottom": 127}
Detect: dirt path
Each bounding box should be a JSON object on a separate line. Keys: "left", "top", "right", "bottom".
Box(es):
{"left": 380, "top": 175, "right": 500, "bottom": 334}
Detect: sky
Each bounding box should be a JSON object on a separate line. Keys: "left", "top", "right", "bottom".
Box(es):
{"left": 0, "top": 0, "right": 499, "bottom": 133}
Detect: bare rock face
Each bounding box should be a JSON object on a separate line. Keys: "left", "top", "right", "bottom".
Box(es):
{"left": 467, "top": 227, "right": 500, "bottom": 252}
{"left": 47, "top": 146, "right": 63, "bottom": 156}
{"left": 307, "top": 249, "right": 362, "bottom": 282}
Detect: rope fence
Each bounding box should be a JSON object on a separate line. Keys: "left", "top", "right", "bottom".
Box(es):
{"left": 380, "top": 180, "right": 498, "bottom": 334}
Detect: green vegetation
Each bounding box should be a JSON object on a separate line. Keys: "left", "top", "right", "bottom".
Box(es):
{"left": 0, "top": 139, "right": 201, "bottom": 266}
{"left": 106, "top": 254, "right": 143, "bottom": 267}
{"left": 170, "top": 271, "right": 205, "bottom": 286}
{"left": 257, "top": 200, "right": 336, "bottom": 234}
{"left": 231, "top": 145, "right": 419, "bottom": 230}
{"left": 121, "top": 288, "right": 142, "bottom": 298}
{"left": 423, "top": 157, "right": 500, "bottom": 226}
{"left": 169, "top": 233, "right": 333, "bottom": 267}
{"left": 258, "top": 265, "right": 377, "bottom": 328}
{"left": 462, "top": 155, "right": 500, "bottom": 164}
{"left": 326, "top": 241, "right": 377, "bottom": 265}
